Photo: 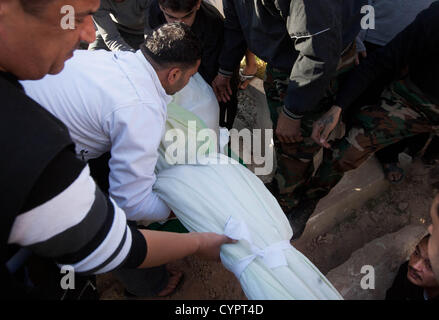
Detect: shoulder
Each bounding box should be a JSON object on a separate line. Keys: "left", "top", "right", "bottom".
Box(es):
{"left": 199, "top": 2, "right": 224, "bottom": 26}
{"left": 0, "top": 77, "right": 70, "bottom": 142}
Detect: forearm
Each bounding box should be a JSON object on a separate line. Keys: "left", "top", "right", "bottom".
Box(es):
{"left": 9, "top": 150, "right": 142, "bottom": 274}
{"left": 93, "top": 14, "right": 134, "bottom": 52}
{"left": 137, "top": 230, "right": 201, "bottom": 268}
{"left": 283, "top": 0, "right": 341, "bottom": 117}
{"left": 107, "top": 104, "right": 171, "bottom": 222}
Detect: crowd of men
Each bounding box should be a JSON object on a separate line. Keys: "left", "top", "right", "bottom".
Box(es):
{"left": 1, "top": 0, "right": 438, "bottom": 300}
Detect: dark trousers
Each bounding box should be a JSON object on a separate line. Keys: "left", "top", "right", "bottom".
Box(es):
{"left": 219, "top": 68, "right": 240, "bottom": 130}
{"left": 302, "top": 80, "right": 439, "bottom": 203}
{"left": 361, "top": 41, "right": 431, "bottom": 165}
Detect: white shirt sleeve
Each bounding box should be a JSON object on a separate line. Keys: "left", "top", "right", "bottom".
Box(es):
{"left": 104, "top": 103, "right": 171, "bottom": 222}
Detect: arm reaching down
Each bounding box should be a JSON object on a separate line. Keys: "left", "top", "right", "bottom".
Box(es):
{"left": 105, "top": 103, "right": 171, "bottom": 222}
{"left": 8, "top": 147, "right": 235, "bottom": 273}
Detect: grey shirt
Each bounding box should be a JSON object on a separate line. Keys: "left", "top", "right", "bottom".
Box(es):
{"left": 361, "top": 0, "right": 436, "bottom": 46}
{"left": 93, "top": 0, "right": 150, "bottom": 52}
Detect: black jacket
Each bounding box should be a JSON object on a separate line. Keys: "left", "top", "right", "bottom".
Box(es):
{"left": 386, "top": 262, "right": 439, "bottom": 300}
{"left": 219, "top": 0, "right": 366, "bottom": 117}
{"left": 0, "top": 72, "right": 73, "bottom": 298}
{"left": 336, "top": 2, "right": 439, "bottom": 112}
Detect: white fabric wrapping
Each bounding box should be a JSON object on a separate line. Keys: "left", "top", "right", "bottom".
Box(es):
{"left": 172, "top": 72, "right": 220, "bottom": 150}
{"left": 153, "top": 103, "right": 342, "bottom": 300}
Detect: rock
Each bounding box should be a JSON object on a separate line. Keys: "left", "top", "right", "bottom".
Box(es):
{"left": 326, "top": 225, "right": 427, "bottom": 300}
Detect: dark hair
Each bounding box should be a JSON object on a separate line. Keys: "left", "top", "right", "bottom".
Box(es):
{"left": 422, "top": 234, "right": 431, "bottom": 242}
{"left": 19, "top": 0, "right": 54, "bottom": 16}
{"left": 141, "top": 22, "right": 201, "bottom": 70}
{"left": 158, "top": 0, "right": 199, "bottom": 13}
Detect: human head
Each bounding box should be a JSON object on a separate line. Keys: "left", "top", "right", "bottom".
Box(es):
{"left": 0, "top": 0, "right": 99, "bottom": 80}
{"left": 141, "top": 22, "right": 201, "bottom": 95}
{"left": 428, "top": 193, "right": 439, "bottom": 281}
{"left": 406, "top": 235, "right": 439, "bottom": 289}
{"left": 158, "top": 0, "right": 201, "bottom": 26}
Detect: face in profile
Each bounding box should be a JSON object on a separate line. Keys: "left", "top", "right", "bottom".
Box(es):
{"left": 0, "top": 0, "right": 99, "bottom": 79}
{"left": 407, "top": 236, "right": 438, "bottom": 288}
{"left": 428, "top": 194, "right": 439, "bottom": 281}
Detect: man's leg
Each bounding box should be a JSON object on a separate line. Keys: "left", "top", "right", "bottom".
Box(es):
{"left": 289, "top": 87, "right": 435, "bottom": 239}
{"left": 113, "top": 221, "right": 183, "bottom": 298}
{"left": 219, "top": 68, "right": 239, "bottom": 130}
{"left": 113, "top": 265, "right": 174, "bottom": 298}
{"left": 263, "top": 65, "right": 329, "bottom": 209}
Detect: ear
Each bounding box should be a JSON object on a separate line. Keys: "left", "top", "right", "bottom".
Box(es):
{"left": 167, "top": 67, "right": 182, "bottom": 85}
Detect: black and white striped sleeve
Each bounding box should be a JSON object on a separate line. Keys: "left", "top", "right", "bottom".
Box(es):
{"left": 8, "top": 147, "right": 146, "bottom": 274}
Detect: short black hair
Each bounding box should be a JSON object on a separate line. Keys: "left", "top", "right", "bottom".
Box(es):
{"left": 141, "top": 22, "right": 201, "bottom": 70}
{"left": 158, "top": 0, "right": 199, "bottom": 12}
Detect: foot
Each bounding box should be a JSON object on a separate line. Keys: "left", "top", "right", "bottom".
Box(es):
{"left": 286, "top": 199, "right": 318, "bottom": 240}
{"left": 382, "top": 163, "right": 404, "bottom": 183}
{"left": 157, "top": 267, "right": 184, "bottom": 297}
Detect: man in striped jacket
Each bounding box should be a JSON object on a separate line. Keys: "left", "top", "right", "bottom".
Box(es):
{"left": 0, "top": 0, "right": 233, "bottom": 299}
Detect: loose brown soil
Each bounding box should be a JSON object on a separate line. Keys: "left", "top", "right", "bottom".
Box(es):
{"left": 97, "top": 159, "right": 438, "bottom": 300}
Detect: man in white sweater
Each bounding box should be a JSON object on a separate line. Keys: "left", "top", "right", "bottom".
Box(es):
{"left": 22, "top": 23, "right": 200, "bottom": 224}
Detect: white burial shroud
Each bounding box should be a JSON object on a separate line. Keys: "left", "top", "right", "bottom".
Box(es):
{"left": 153, "top": 102, "right": 342, "bottom": 300}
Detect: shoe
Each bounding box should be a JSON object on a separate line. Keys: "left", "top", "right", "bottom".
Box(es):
{"left": 286, "top": 199, "right": 318, "bottom": 240}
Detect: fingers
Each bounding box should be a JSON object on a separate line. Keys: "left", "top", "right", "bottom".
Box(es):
{"left": 311, "top": 122, "right": 323, "bottom": 145}
{"left": 212, "top": 84, "right": 221, "bottom": 102}
{"left": 220, "top": 89, "right": 231, "bottom": 103}
{"left": 223, "top": 235, "right": 238, "bottom": 244}
{"left": 195, "top": 232, "right": 237, "bottom": 261}
{"left": 312, "top": 122, "right": 333, "bottom": 148}
{"left": 319, "top": 125, "right": 333, "bottom": 149}
{"left": 226, "top": 82, "right": 233, "bottom": 97}
{"left": 212, "top": 78, "right": 232, "bottom": 103}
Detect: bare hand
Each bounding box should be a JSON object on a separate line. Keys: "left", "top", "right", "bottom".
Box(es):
{"left": 193, "top": 232, "right": 237, "bottom": 261}
{"left": 212, "top": 74, "right": 232, "bottom": 103}
{"left": 355, "top": 50, "right": 367, "bottom": 65}
{"left": 276, "top": 112, "right": 303, "bottom": 143}
{"left": 311, "top": 106, "right": 342, "bottom": 148}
